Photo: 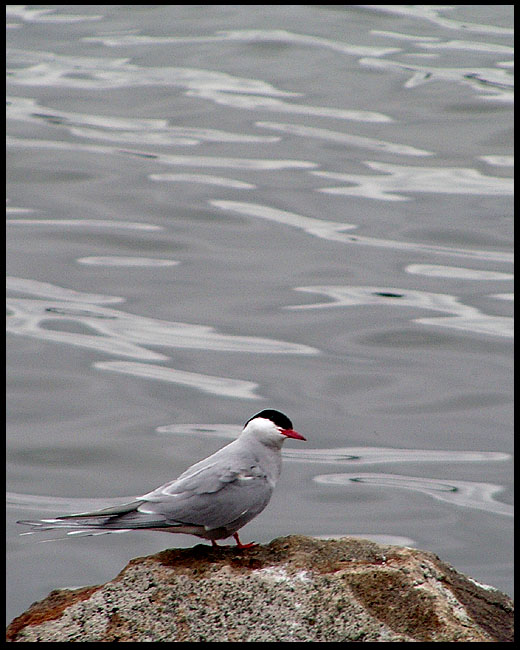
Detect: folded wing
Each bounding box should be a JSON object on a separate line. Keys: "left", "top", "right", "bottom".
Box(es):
{"left": 18, "top": 461, "right": 273, "bottom": 534}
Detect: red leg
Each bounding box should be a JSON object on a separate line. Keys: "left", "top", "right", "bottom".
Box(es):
{"left": 211, "top": 540, "right": 219, "bottom": 547}
{"left": 233, "top": 532, "right": 257, "bottom": 549}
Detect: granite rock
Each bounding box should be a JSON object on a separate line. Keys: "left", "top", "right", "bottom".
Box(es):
{"left": 6, "top": 535, "right": 514, "bottom": 642}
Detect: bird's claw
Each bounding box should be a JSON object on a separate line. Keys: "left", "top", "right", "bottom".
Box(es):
{"left": 233, "top": 533, "right": 257, "bottom": 549}
{"left": 236, "top": 541, "right": 257, "bottom": 549}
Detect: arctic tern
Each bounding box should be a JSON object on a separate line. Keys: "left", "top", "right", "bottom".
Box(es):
{"left": 18, "top": 409, "right": 306, "bottom": 549}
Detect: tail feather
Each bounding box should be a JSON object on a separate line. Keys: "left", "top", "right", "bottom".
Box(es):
{"left": 57, "top": 499, "right": 144, "bottom": 518}
{"left": 17, "top": 499, "right": 171, "bottom": 533}
{"left": 20, "top": 528, "right": 133, "bottom": 543}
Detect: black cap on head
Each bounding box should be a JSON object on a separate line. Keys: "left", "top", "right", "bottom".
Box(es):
{"left": 245, "top": 409, "right": 293, "bottom": 430}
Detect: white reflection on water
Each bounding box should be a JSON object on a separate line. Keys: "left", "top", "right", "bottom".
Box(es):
{"left": 373, "top": 31, "right": 514, "bottom": 56}
{"left": 7, "top": 277, "right": 123, "bottom": 304}
{"left": 417, "top": 39, "right": 514, "bottom": 55}
{"left": 6, "top": 48, "right": 298, "bottom": 96}
{"left": 490, "top": 293, "right": 513, "bottom": 301}
{"left": 313, "top": 161, "right": 514, "bottom": 201}
{"left": 124, "top": 149, "right": 315, "bottom": 170}
{"left": 7, "top": 95, "right": 280, "bottom": 147}
{"left": 156, "top": 424, "right": 512, "bottom": 465}
{"left": 7, "top": 217, "right": 162, "bottom": 231}
{"left": 95, "top": 361, "right": 260, "bottom": 400}
{"left": 7, "top": 491, "right": 137, "bottom": 515}
{"left": 186, "top": 88, "right": 391, "bottom": 123}
{"left": 149, "top": 173, "right": 255, "bottom": 189}
{"left": 287, "top": 286, "right": 513, "bottom": 338}
{"left": 6, "top": 279, "right": 319, "bottom": 358}
{"left": 6, "top": 135, "right": 316, "bottom": 171}
{"left": 74, "top": 17, "right": 514, "bottom": 121}
{"left": 313, "top": 473, "right": 513, "bottom": 517}
{"left": 480, "top": 155, "right": 514, "bottom": 167}
{"left": 77, "top": 257, "right": 180, "bottom": 267}
{"left": 256, "top": 121, "right": 433, "bottom": 157}
{"left": 5, "top": 5, "right": 103, "bottom": 23}
{"left": 361, "top": 6, "right": 514, "bottom": 37}
{"left": 157, "top": 424, "right": 241, "bottom": 439}
{"left": 209, "top": 201, "right": 513, "bottom": 339}
{"left": 155, "top": 425, "right": 511, "bottom": 464}
{"left": 282, "top": 447, "right": 510, "bottom": 464}
{"left": 7, "top": 293, "right": 317, "bottom": 357}
{"left": 211, "top": 200, "right": 513, "bottom": 263}
{"left": 405, "top": 264, "right": 513, "bottom": 281}
{"left": 6, "top": 48, "right": 391, "bottom": 124}
{"left": 7, "top": 277, "right": 317, "bottom": 399}
{"left": 359, "top": 57, "right": 513, "bottom": 103}
{"left": 84, "top": 28, "right": 399, "bottom": 58}
{"left": 6, "top": 202, "right": 35, "bottom": 215}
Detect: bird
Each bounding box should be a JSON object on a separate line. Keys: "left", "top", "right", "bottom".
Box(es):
{"left": 17, "top": 409, "right": 306, "bottom": 549}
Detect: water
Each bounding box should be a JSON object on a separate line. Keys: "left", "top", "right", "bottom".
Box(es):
{"left": 6, "top": 5, "right": 513, "bottom": 624}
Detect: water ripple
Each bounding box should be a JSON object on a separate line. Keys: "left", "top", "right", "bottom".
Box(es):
{"left": 156, "top": 423, "right": 241, "bottom": 439}
{"left": 149, "top": 173, "right": 255, "bottom": 189}
{"left": 211, "top": 200, "right": 512, "bottom": 264}
{"left": 7, "top": 95, "right": 280, "bottom": 147}
{"left": 417, "top": 39, "right": 514, "bottom": 56}
{"left": 7, "top": 217, "right": 162, "bottom": 231}
{"left": 256, "top": 121, "right": 433, "bottom": 157}
{"left": 287, "top": 285, "right": 513, "bottom": 338}
{"left": 7, "top": 48, "right": 298, "bottom": 96}
{"left": 405, "top": 264, "right": 513, "bottom": 281}
{"left": 155, "top": 426, "right": 510, "bottom": 465}
{"left": 7, "top": 48, "right": 392, "bottom": 123}
{"left": 7, "top": 277, "right": 317, "bottom": 399}
{"left": 7, "top": 491, "right": 135, "bottom": 514}
{"left": 313, "top": 161, "right": 514, "bottom": 201}
{"left": 84, "top": 28, "right": 399, "bottom": 58}
{"left": 480, "top": 155, "right": 514, "bottom": 167}
{"left": 95, "top": 361, "right": 260, "bottom": 400}
{"left": 76, "top": 257, "right": 180, "bottom": 268}
{"left": 283, "top": 447, "right": 510, "bottom": 464}
{"left": 187, "top": 88, "right": 391, "bottom": 123}
{"left": 6, "top": 135, "right": 316, "bottom": 171}
{"left": 358, "top": 57, "right": 513, "bottom": 103}
{"left": 7, "top": 277, "right": 318, "bottom": 358}
{"left": 360, "top": 6, "right": 514, "bottom": 37}
{"left": 6, "top": 6, "right": 103, "bottom": 24}
{"left": 313, "top": 472, "right": 513, "bottom": 517}
{"left": 7, "top": 277, "right": 123, "bottom": 304}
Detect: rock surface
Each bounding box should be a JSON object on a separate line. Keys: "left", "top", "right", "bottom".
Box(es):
{"left": 6, "top": 535, "right": 514, "bottom": 642}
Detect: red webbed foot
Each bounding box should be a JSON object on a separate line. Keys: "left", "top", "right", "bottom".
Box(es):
{"left": 233, "top": 532, "right": 257, "bottom": 549}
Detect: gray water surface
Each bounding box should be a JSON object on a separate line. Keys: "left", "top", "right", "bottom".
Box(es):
{"left": 7, "top": 4, "right": 513, "bottom": 624}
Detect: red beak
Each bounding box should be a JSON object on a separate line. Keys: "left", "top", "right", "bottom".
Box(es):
{"left": 281, "top": 428, "right": 306, "bottom": 441}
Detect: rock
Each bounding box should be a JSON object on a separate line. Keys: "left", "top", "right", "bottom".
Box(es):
{"left": 6, "top": 535, "right": 513, "bottom": 642}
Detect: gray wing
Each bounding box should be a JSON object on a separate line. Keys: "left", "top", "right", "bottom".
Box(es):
{"left": 138, "top": 459, "right": 274, "bottom": 530}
